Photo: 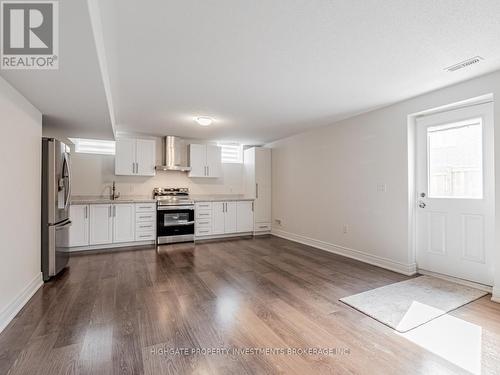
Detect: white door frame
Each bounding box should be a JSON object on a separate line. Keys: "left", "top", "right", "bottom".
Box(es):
{"left": 407, "top": 94, "right": 495, "bottom": 292}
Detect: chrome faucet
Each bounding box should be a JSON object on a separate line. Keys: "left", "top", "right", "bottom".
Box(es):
{"left": 111, "top": 181, "right": 121, "bottom": 200}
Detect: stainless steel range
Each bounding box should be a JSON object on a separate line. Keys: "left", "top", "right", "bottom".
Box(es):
{"left": 154, "top": 187, "right": 195, "bottom": 244}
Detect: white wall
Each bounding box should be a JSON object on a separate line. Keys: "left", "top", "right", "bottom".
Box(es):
{"left": 0, "top": 77, "right": 43, "bottom": 332}
{"left": 62, "top": 137, "right": 245, "bottom": 197}
{"left": 268, "top": 70, "right": 500, "bottom": 288}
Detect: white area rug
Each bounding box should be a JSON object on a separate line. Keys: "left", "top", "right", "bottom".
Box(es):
{"left": 340, "top": 276, "right": 488, "bottom": 332}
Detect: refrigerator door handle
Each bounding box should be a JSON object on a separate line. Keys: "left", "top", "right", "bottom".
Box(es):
{"left": 62, "top": 152, "right": 72, "bottom": 210}
{"left": 55, "top": 219, "right": 72, "bottom": 228}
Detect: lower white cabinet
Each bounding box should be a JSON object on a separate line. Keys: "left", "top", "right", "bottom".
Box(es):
{"left": 212, "top": 202, "right": 237, "bottom": 234}
{"left": 113, "top": 204, "right": 136, "bottom": 243}
{"left": 90, "top": 204, "right": 113, "bottom": 245}
{"left": 135, "top": 203, "right": 156, "bottom": 241}
{"left": 196, "top": 200, "right": 254, "bottom": 237}
{"left": 70, "top": 202, "right": 156, "bottom": 249}
{"left": 212, "top": 202, "right": 225, "bottom": 235}
{"left": 236, "top": 201, "right": 254, "bottom": 233}
{"left": 225, "top": 202, "right": 237, "bottom": 233}
{"left": 69, "top": 205, "right": 89, "bottom": 247}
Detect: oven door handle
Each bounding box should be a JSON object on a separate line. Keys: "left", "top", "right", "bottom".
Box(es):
{"left": 157, "top": 206, "right": 194, "bottom": 211}
{"left": 162, "top": 221, "right": 195, "bottom": 227}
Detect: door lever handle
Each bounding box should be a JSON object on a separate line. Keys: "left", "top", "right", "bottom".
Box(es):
{"left": 418, "top": 201, "right": 426, "bottom": 208}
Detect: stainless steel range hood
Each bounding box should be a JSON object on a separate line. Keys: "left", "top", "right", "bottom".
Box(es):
{"left": 156, "top": 136, "right": 191, "bottom": 172}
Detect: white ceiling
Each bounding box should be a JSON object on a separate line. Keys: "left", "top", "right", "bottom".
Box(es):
{"left": 0, "top": 0, "right": 113, "bottom": 139}
{"left": 3, "top": 0, "right": 500, "bottom": 144}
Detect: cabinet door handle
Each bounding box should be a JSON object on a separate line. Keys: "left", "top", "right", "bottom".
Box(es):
{"left": 85, "top": 206, "right": 88, "bottom": 219}
{"left": 113, "top": 206, "right": 116, "bottom": 217}
{"left": 256, "top": 183, "right": 259, "bottom": 198}
{"left": 207, "top": 166, "right": 209, "bottom": 176}
{"left": 252, "top": 202, "right": 254, "bottom": 212}
{"left": 108, "top": 206, "right": 112, "bottom": 217}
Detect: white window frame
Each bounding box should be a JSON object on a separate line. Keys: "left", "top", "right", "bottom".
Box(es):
{"left": 69, "top": 138, "right": 116, "bottom": 155}
{"left": 218, "top": 143, "right": 243, "bottom": 164}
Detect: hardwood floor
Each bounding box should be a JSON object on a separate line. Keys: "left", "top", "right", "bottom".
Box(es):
{"left": 1, "top": 235, "right": 500, "bottom": 374}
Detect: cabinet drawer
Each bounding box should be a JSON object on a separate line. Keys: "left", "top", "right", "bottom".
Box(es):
{"left": 135, "top": 231, "right": 155, "bottom": 241}
{"left": 195, "top": 202, "right": 212, "bottom": 210}
{"left": 136, "top": 222, "right": 155, "bottom": 232}
{"left": 196, "top": 227, "right": 212, "bottom": 236}
{"left": 136, "top": 212, "right": 156, "bottom": 222}
{"left": 195, "top": 219, "right": 211, "bottom": 227}
{"left": 135, "top": 203, "right": 156, "bottom": 212}
{"left": 255, "top": 223, "right": 271, "bottom": 232}
{"left": 196, "top": 209, "right": 212, "bottom": 219}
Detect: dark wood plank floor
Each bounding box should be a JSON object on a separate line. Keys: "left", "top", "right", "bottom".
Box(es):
{"left": 1, "top": 235, "right": 500, "bottom": 374}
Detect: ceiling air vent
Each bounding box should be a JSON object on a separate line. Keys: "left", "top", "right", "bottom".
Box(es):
{"left": 445, "top": 56, "right": 484, "bottom": 72}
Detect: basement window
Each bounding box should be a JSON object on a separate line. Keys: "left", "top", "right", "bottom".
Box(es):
{"left": 69, "top": 138, "right": 116, "bottom": 155}
{"left": 219, "top": 143, "right": 243, "bottom": 163}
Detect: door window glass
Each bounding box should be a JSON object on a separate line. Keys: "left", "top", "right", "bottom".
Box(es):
{"left": 427, "top": 118, "right": 483, "bottom": 198}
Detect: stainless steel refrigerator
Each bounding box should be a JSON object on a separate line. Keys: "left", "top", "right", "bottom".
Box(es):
{"left": 41, "top": 138, "right": 72, "bottom": 281}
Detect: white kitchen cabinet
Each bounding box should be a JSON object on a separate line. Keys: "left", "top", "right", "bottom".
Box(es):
{"left": 113, "top": 204, "right": 136, "bottom": 243}
{"left": 244, "top": 147, "right": 272, "bottom": 232}
{"left": 195, "top": 200, "right": 254, "bottom": 238}
{"left": 225, "top": 202, "right": 237, "bottom": 233}
{"left": 89, "top": 204, "right": 113, "bottom": 245}
{"left": 134, "top": 203, "right": 156, "bottom": 241}
{"left": 188, "top": 144, "right": 206, "bottom": 177}
{"left": 188, "top": 144, "right": 221, "bottom": 178}
{"left": 206, "top": 145, "right": 222, "bottom": 178}
{"left": 136, "top": 139, "right": 156, "bottom": 176}
{"left": 236, "top": 201, "right": 254, "bottom": 233}
{"left": 115, "top": 138, "right": 156, "bottom": 176}
{"left": 115, "top": 138, "right": 136, "bottom": 175}
{"left": 210, "top": 201, "right": 238, "bottom": 235}
{"left": 212, "top": 202, "right": 225, "bottom": 235}
{"left": 69, "top": 204, "right": 89, "bottom": 247}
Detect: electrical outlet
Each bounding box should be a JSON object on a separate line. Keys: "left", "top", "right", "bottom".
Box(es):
{"left": 377, "top": 184, "right": 387, "bottom": 193}
{"left": 343, "top": 224, "right": 349, "bottom": 234}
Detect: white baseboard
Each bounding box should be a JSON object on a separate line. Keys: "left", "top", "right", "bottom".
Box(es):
{"left": 0, "top": 272, "right": 43, "bottom": 333}
{"left": 195, "top": 232, "right": 254, "bottom": 241}
{"left": 69, "top": 240, "right": 155, "bottom": 252}
{"left": 492, "top": 286, "right": 500, "bottom": 303}
{"left": 271, "top": 228, "right": 417, "bottom": 276}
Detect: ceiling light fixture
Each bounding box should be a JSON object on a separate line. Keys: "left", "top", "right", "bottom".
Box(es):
{"left": 196, "top": 116, "right": 213, "bottom": 126}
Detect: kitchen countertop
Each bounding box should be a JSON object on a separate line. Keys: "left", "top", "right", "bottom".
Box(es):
{"left": 71, "top": 195, "right": 156, "bottom": 205}
{"left": 191, "top": 194, "right": 254, "bottom": 202}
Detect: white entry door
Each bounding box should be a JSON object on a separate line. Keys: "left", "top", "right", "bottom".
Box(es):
{"left": 415, "top": 102, "right": 494, "bottom": 286}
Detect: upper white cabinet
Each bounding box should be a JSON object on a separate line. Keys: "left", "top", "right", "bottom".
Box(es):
{"left": 115, "top": 138, "right": 156, "bottom": 176}
{"left": 135, "top": 139, "right": 156, "bottom": 176}
{"left": 188, "top": 144, "right": 221, "bottom": 178}
{"left": 244, "top": 147, "right": 272, "bottom": 231}
{"left": 69, "top": 205, "right": 89, "bottom": 247}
